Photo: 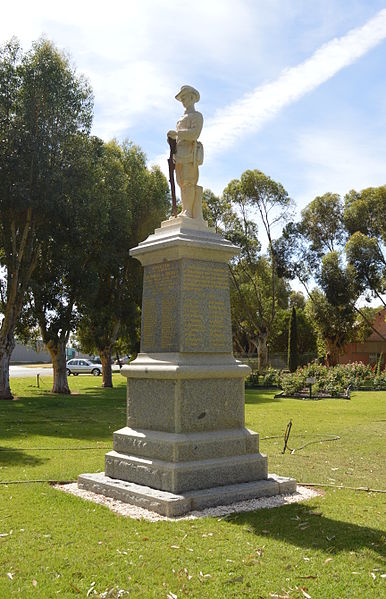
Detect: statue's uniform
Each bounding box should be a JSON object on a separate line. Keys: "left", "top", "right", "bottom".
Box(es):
{"left": 175, "top": 110, "right": 204, "bottom": 194}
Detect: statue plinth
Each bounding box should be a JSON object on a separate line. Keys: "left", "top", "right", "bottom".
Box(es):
{"left": 78, "top": 220, "right": 296, "bottom": 516}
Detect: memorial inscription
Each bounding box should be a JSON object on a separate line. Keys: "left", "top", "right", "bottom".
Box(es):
{"left": 182, "top": 259, "right": 231, "bottom": 353}
{"left": 142, "top": 262, "right": 179, "bottom": 352}
{"left": 141, "top": 258, "right": 232, "bottom": 353}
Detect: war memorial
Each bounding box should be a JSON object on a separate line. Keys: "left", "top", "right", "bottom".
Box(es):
{"left": 78, "top": 85, "right": 296, "bottom": 516}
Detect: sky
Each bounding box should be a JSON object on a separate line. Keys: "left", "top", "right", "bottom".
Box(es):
{"left": 1, "top": 0, "right": 386, "bottom": 217}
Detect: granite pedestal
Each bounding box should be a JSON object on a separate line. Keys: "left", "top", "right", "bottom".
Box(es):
{"left": 78, "top": 216, "right": 296, "bottom": 516}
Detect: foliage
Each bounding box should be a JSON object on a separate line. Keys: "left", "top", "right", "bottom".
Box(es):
{"left": 305, "top": 267, "right": 358, "bottom": 366}
{"left": 279, "top": 361, "right": 386, "bottom": 395}
{"left": 345, "top": 231, "right": 385, "bottom": 307}
{"left": 275, "top": 195, "right": 360, "bottom": 365}
{"left": 343, "top": 186, "right": 385, "bottom": 306}
{"left": 25, "top": 135, "right": 103, "bottom": 393}
{"left": 261, "top": 366, "right": 280, "bottom": 387}
{"left": 77, "top": 140, "right": 169, "bottom": 387}
{"left": 223, "top": 170, "right": 293, "bottom": 369}
{"left": 0, "top": 37, "right": 93, "bottom": 398}
{"left": 299, "top": 193, "right": 345, "bottom": 255}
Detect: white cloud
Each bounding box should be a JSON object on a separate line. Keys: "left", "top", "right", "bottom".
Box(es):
{"left": 202, "top": 8, "right": 386, "bottom": 158}
{"left": 1, "top": 0, "right": 269, "bottom": 140}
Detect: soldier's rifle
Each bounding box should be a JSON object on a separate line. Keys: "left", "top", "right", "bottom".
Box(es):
{"left": 167, "top": 136, "right": 177, "bottom": 218}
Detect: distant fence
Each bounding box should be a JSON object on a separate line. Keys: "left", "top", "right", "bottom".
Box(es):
{"left": 235, "top": 352, "right": 318, "bottom": 371}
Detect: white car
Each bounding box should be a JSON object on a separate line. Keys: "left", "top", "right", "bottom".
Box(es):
{"left": 66, "top": 359, "right": 102, "bottom": 376}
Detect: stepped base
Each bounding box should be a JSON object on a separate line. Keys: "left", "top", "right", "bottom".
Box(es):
{"left": 105, "top": 449, "right": 268, "bottom": 493}
{"left": 78, "top": 472, "right": 297, "bottom": 517}
{"left": 113, "top": 426, "right": 259, "bottom": 461}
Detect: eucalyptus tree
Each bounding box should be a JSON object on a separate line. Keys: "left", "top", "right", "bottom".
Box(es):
{"left": 28, "top": 136, "right": 108, "bottom": 393}
{"left": 0, "top": 38, "right": 92, "bottom": 399}
{"left": 77, "top": 140, "right": 170, "bottom": 388}
{"left": 344, "top": 186, "right": 386, "bottom": 307}
{"left": 274, "top": 193, "right": 360, "bottom": 364}
{"left": 223, "top": 170, "right": 293, "bottom": 369}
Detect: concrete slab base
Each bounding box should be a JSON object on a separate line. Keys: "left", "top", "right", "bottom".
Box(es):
{"left": 78, "top": 472, "right": 296, "bottom": 518}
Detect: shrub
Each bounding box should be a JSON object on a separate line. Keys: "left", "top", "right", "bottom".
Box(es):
{"left": 279, "top": 361, "right": 385, "bottom": 395}
{"left": 262, "top": 367, "right": 279, "bottom": 387}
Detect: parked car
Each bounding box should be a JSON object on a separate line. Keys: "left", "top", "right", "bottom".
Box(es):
{"left": 66, "top": 359, "right": 102, "bottom": 376}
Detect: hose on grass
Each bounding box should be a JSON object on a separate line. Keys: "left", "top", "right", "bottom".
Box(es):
{"left": 0, "top": 446, "right": 111, "bottom": 452}
{"left": 261, "top": 432, "right": 341, "bottom": 454}
{"left": 0, "top": 479, "right": 385, "bottom": 493}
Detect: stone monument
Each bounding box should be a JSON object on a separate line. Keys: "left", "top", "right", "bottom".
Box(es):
{"left": 78, "top": 86, "right": 295, "bottom": 516}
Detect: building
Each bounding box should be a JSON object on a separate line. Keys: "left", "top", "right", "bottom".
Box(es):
{"left": 339, "top": 308, "right": 386, "bottom": 368}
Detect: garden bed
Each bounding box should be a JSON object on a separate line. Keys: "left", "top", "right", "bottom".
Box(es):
{"left": 274, "top": 390, "right": 350, "bottom": 400}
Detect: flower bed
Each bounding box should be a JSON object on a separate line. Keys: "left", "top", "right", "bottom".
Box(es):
{"left": 278, "top": 362, "right": 386, "bottom": 397}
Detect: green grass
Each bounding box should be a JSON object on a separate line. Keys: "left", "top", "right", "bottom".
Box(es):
{"left": 0, "top": 376, "right": 385, "bottom": 598}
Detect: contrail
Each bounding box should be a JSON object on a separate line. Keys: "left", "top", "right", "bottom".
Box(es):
{"left": 201, "top": 8, "right": 386, "bottom": 158}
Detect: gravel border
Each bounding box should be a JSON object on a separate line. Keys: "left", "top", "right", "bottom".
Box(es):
{"left": 54, "top": 483, "right": 320, "bottom": 521}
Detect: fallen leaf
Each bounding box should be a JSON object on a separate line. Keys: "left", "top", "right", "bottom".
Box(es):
{"left": 32, "top": 580, "right": 38, "bottom": 587}
{"left": 298, "top": 575, "right": 317, "bottom": 580}
{"left": 324, "top": 558, "right": 333, "bottom": 564}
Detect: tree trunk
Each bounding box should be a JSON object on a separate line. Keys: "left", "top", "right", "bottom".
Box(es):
{"left": 257, "top": 332, "right": 269, "bottom": 372}
{"left": 47, "top": 340, "right": 71, "bottom": 394}
{"left": 325, "top": 339, "right": 340, "bottom": 367}
{"left": 101, "top": 349, "right": 113, "bottom": 388}
{"left": 0, "top": 333, "right": 15, "bottom": 400}
{"left": 288, "top": 306, "right": 298, "bottom": 372}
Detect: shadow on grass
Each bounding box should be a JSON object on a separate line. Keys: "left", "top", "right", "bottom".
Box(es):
{"left": 245, "top": 389, "right": 282, "bottom": 405}
{"left": 0, "top": 447, "right": 46, "bottom": 467}
{"left": 0, "top": 387, "right": 127, "bottom": 443}
{"left": 227, "top": 503, "right": 385, "bottom": 558}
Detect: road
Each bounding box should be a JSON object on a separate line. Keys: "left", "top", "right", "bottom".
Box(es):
{"left": 10, "top": 365, "right": 54, "bottom": 378}
{"left": 9, "top": 365, "right": 121, "bottom": 378}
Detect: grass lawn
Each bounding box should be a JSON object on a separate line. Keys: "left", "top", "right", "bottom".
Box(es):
{"left": 0, "top": 376, "right": 385, "bottom": 598}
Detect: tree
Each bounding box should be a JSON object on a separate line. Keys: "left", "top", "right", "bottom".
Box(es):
{"left": 224, "top": 170, "right": 293, "bottom": 369}
{"left": 300, "top": 193, "right": 345, "bottom": 255}
{"left": 306, "top": 253, "right": 358, "bottom": 366}
{"left": 343, "top": 187, "right": 386, "bottom": 307}
{"left": 77, "top": 140, "right": 169, "bottom": 388}
{"left": 287, "top": 306, "right": 298, "bottom": 372}
{"left": 345, "top": 232, "right": 385, "bottom": 307}
{"left": 0, "top": 38, "right": 92, "bottom": 399}
{"left": 289, "top": 291, "right": 306, "bottom": 310}
{"left": 27, "top": 136, "right": 106, "bottom": 393}
{"left": 274, "top": 194, "right": 361, "bottom": 365}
